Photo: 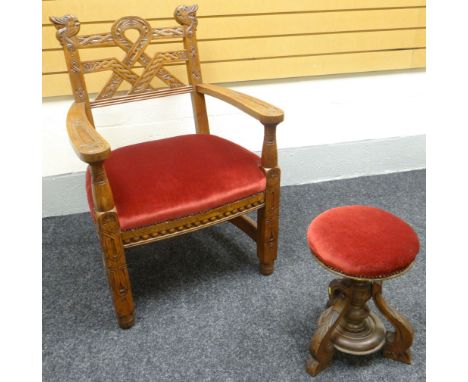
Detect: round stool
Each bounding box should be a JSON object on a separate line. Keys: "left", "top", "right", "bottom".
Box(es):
{"left": 305, "top": 205, "right": 420, "bottom": 377}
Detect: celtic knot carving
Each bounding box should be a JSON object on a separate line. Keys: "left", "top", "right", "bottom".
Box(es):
{"left": 159, "top": 51, "right": 188, "bottom": 61}
{"left": 94, "top": 16, "right": 152, "bottom": 99}
{"left": 82, "top": 59, "right": 139, "bottom": 84}
{"left": 82, "top": 49, "right": 187, "bottom": 96}
{"left": 70, "top": 59, "right": 80, "bottom": 73}
{"left": 52, "top": 8, "right": 202, "bottom": 104}
{"left": 89, "top": 16, "right": 188, "bottom": 100}
{"left": 112, "top": 16, "right": 152, "bottom": 59}
{"left": 74, "top": 86, "right": 85, "bottom": 101}
{"left": 131, "top": 56, "right": 165, "bottom": 93}
{"left": 152, "top": 27, "right": 184, "bottom": 39}
{"left": 157, "top": 69, "right": 185, "bottom": 88}
{"left": 78, "top": 33, "right": 114, "bottom": 48}
{"left": 192, "top": 69, "right": 201, "bottom": 81}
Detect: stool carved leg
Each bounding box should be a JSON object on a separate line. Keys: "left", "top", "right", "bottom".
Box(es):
{"left": 372, "top": 282, "right": 413, "bottom": 364}
{"left": 306, "top": 280, "right": 352, "bottom": 376}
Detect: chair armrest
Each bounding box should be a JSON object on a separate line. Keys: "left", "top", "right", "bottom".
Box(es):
{"left": 196, "top": 84, "right": 284, "bottom": 125}
{"left": 66, "top": 102, "right": 111, "bottom": 163}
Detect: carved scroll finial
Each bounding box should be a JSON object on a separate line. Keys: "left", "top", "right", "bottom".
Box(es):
{"left": 174, "top": 5, "right": 198, "bottom": 36}
{"left": 50, "top": 15, "right": 81, "bottom": 51}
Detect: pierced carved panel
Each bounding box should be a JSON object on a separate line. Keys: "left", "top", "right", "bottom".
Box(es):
{"left": 50, "top": 7, "right": 201, "bottom": 107}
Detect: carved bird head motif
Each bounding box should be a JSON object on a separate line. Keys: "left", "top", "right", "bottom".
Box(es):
{"left": 49, "top": 14, "right": 81, "bottom": 36}
{"left": 174, "top": 4, "right": 199, "bottom": 26}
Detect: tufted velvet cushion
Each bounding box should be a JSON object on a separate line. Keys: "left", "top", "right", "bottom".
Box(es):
{"left": 307, "top": 205, "right": 420, "bottom": 279}
{"left": 86, "top": 134, "right": 266, "bottom": 230}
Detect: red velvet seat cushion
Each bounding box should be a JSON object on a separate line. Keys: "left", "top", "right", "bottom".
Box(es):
{"left": 86, "top": 134, "right": 266, "bottom": 230}
{"left": 307, "top": 206, "right": 420, "bottom": 279}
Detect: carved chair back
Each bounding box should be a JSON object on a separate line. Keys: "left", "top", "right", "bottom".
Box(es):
{"left": 51, "top": 5, "right": 208, "bottom": 131}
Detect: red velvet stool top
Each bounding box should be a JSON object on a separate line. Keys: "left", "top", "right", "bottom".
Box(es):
{"left": 307, "top": 205, "right": 420, "bottom": 279}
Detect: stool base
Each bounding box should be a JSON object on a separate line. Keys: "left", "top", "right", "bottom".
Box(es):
{"left": 306, "top": 278, "right": 413, "bottom": 377}
{"left": 334, "top": 311, "right": 386, "bottom": 355}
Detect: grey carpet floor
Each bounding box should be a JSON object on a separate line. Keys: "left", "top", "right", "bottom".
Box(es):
{"left": 43, "top": 170, "right": 425, "bottom": 382}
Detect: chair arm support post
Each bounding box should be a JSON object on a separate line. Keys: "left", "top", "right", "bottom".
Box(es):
{"left": 261, "top": 123, "right": 278, "bottom": 169}
{"left": 90, "top": 162, "right": 115, "bottom": 213}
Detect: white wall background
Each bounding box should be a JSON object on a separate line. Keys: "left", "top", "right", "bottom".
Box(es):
{"left": 42, "top": 70, "right": 426, "bottom": 177}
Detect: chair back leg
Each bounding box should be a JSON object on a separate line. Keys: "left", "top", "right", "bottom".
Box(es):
{"left": 257, "top": 167, "right": 281, "bottom": 275}
{"left": 96, "top": 212, "right": 135, "bottom": 329}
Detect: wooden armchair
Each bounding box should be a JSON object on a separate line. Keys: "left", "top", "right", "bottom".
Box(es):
{"left": 50, "top": 5, "right": 283, "bottom": 329}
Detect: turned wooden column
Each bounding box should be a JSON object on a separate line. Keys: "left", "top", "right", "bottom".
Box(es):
{"left": 333, "top": 280, "right": 386, "bottom": 355}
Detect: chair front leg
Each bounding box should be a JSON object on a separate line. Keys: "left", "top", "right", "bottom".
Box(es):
{"left": 96, "top": 212, "right": 135, "bottom": 329}
{"left": 257, "top": 123, "right": 280, "bottom": 275}
{"left": 257, "top": 168, "right": 280, "bottom": 275}
{"left": 91, "top": 162, "right": 135, "bottom": 329}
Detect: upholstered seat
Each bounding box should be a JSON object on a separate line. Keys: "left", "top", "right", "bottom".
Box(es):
{"left": 86, "top": 134, "right": 266, "bottom": 230}
{"left": 86, "top": 134, "right": 265, "bottom": 230}
{"left": 307, "top": 205, "right": 419, "bottom": 279}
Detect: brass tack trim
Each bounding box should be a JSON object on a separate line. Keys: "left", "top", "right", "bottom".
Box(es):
{"left": 310, "top": 249, "right": 415, "bottom": 282}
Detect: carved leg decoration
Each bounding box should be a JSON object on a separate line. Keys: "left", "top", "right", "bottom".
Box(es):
{"left": 91, "top": 162, "right": 135, "bottom": 329}
{"left": 372, "top": 282, "right": 413, "bottom": 364}
{"left": 306, "top": 297, "right": 350, "bottom": 376}
{"left": 257, "top": 167, "right": 280, "bottom": 275}
{"left": 257, "top": 123, "right": 280, "bottom": 276}
{"left": 96, "top": 212, "right": 135, "bottom": 329}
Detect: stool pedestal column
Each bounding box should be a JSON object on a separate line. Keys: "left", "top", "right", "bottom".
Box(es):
{"left": 332, "top": 279, "right": 386, "bottom": 355}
